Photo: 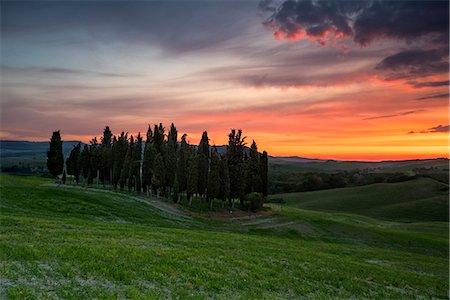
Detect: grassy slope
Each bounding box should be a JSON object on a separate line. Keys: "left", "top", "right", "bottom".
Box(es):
{"left": 0, "top": 174, "right": 448, "bottom": 299}
{"left": 269, "top": 178, "right": 449, "bottom": 222}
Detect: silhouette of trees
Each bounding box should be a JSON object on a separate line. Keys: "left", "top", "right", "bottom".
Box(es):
{"left": 52, "top": 125, "right": 268, "bottom": 211}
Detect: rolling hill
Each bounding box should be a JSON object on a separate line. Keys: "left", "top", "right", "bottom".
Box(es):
{"left": 269, "top": 177, "right": 449, "bottom": 222}
{"left": 0, "top": 174, "right": 448, "bottom": 298}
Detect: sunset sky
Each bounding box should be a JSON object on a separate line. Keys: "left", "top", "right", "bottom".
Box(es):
{"left": 1, "top": 0, "right": 448, "bottom": 160}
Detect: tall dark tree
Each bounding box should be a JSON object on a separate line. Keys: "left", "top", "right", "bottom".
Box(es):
{"left": 166, "top": 123, "right": 178, "bottom": 191}
{"left": 100, "top": 126, "right": 113, "bottom": 184}
{"left": 66, "top": 142, "right": 82, "bottom": 183}
{"left": 207, "top": 146, "right": 220, "bottom": 208}
{"left": 47, "top": 130, "right": 64, "bottom": 178}
{"left": 112, "top": 132, "right": 128, "bottom": 190}
{"left": 186, "top": 148, "right": 198, "bottom": 205}
{"left": 152, "top": 153, "right": 166, "bottom": 196}
{"left": 246, "top": 140, "right": 263, "bottom": 193}
{"left": 177, "top": 134, "right": 188, "bottom": 194}
{"left": 142, "top": 125, "right": 154, "bottom": 193}
{"left": 89, "top": 138, "right": 101, "bottom": 185}
{"left": 80, "top": 144, "right": 90, "bottom": 181}
{"left": 227, "top": 129, "right": 246, "bottom": 207}
{"left": 130, "top": 133, "right": 142, "bottom": 193}
{"left": 120, "top": 135, "right": 133, "bottom": 190}
{"left": 197, "top": 131, "right": 209, "bottom": 197}
{"left": 219, "top": 156, "right": 231, "bottom": 205}
{"left": 260, "top": 150, "right": 269, "bottom": 196}
{"left": 153, "top": 123, "right": 165, "bottom": 153}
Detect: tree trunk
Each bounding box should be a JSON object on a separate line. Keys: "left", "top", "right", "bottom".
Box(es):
{"left": 209, "top": 199, "right": 213, "bottom": 210}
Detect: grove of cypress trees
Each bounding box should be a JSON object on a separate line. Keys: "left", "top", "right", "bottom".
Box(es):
{"left": 47, "top": 130, "right": 64, "bottom": 179}
{"left": 46, "top": 124, "right": 268, "bottom": 211}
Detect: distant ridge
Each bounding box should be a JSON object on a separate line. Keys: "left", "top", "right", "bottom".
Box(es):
{"left": 1, "top": 140, "right": 448, "bottom": 163}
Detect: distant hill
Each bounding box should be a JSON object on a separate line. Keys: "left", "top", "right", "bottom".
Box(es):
{"left": 0, "top": 140, "right": 82, "bottom": 158}
{"left": 269, "top": 177, "right": 449, "bottom": 222}
{"left": 269, "top": 155, "right": 449, "bottom": 174}
{"left": 1, "top": 140, "right": 448, "bottom": 176}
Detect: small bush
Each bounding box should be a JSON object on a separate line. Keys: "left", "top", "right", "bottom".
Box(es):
{"left": 242, "top": 192, "right": 264, "bottom": 211}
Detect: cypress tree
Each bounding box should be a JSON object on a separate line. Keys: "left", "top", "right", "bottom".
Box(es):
{"left": 177, "top": 134, "right": 188, "bottom": 195}
{"left": 120, "top": 136, "right": 133, "bottom": 190}
{"left": 100, "top": 126, "right": 113, "bottom": 184}
{"left": 112, "top": 132, "right": 128, "bottom": 190}
{"left": 197, "top": 131, "right": 209, "bottom": 197}
{"left": 47, "top": 130, "right": 64, "bottom": 178}
{"left": 66, "top": 142, "right": 82, "bottom": 184}
{"left": 142, "top": 125, "right": 153, "bottom": 193}
{"left": 153, "top": 123, "right": 165, "bottom": 153}
{"left": 207, "top": 146, "right": 220, "bottom": 208}
{"left": 260, "top": 151, "right": 268, "bottom": 196}
{"left": 166, "top": 124, "right": 178, "bottom": 190}
{"left": 152, "top": 153, "right": 166, "bottom": 196}
{"left": 227, "top": 129, "right": 246, "bottom": 207}
{"left": 219, "top": 155, "right": 230, "bottom": 206}
{"left": 130, "top": 133, "right": 142, "bottom": 193}
{"left": 80, "top": 144, "right": 90, "bottom": 182}
{"left": 89, "top": 138, "right": 101, "bottom": 185}
{"left": 186, "top": 148, "right": 198, "bottom": 205}
{"left": 248, "top": 140, "right": 263, "bottom": 193}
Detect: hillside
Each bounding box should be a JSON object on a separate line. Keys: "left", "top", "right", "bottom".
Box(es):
{"left": 269, "top": 156, "right": 449, "bottom": 174}
{"left": 269, "top": 178, "right": 449, "bottom": 222}
{"left": 0, "top": 174, "right": 448, "bottom": 298}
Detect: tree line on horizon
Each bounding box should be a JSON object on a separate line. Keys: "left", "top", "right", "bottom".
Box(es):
{"left": 47, "top": 124, "right": 268, "bottom": 210}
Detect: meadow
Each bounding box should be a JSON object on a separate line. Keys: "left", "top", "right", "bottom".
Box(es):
{"left": 1, "top": 174, "right": 448, "bottom": 299}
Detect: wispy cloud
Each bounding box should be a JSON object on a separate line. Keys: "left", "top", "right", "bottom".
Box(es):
{"left": 417, "top": 93, "right": 449, "bottom": 100}
{"left": 409, "top": 124, "right": 449, "bottom": 134}
{"left": 363, "top": 110, "right": 422, "bottom": 121}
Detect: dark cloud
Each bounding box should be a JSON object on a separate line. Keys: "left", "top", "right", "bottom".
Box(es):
{"left": 262, "top": 0, "right": 449, "bottom": 84}
{"left": 416, "top": 93, "right": 449, "bottom": 101}
{"left": 410, "top": 80, "right": 449, "bottom": 88}
{"left": 429, "top": 125, "right": 450, "bottom": 133}
{"left": 362, "top": 110, "right": 421, "bottom": 121}
{"left": 353, "top": 1, "right": 449, "bottom": 46}
{"left": 375, "top": 47, "right": 449, "bottom": 80}
{"left": 409, "top": 124, "right": 449, "bottom": 134}
{"left": 263, "top": 0, "right": 449, "bottom": 46}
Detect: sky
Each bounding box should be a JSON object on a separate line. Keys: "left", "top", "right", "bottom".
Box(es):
{"left": 1, "top": 0, "right": 449, "bottom": 161}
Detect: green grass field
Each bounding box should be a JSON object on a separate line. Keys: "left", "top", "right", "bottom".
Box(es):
{"left": 1, "top": 174, "right": 448, "bottom": 299}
